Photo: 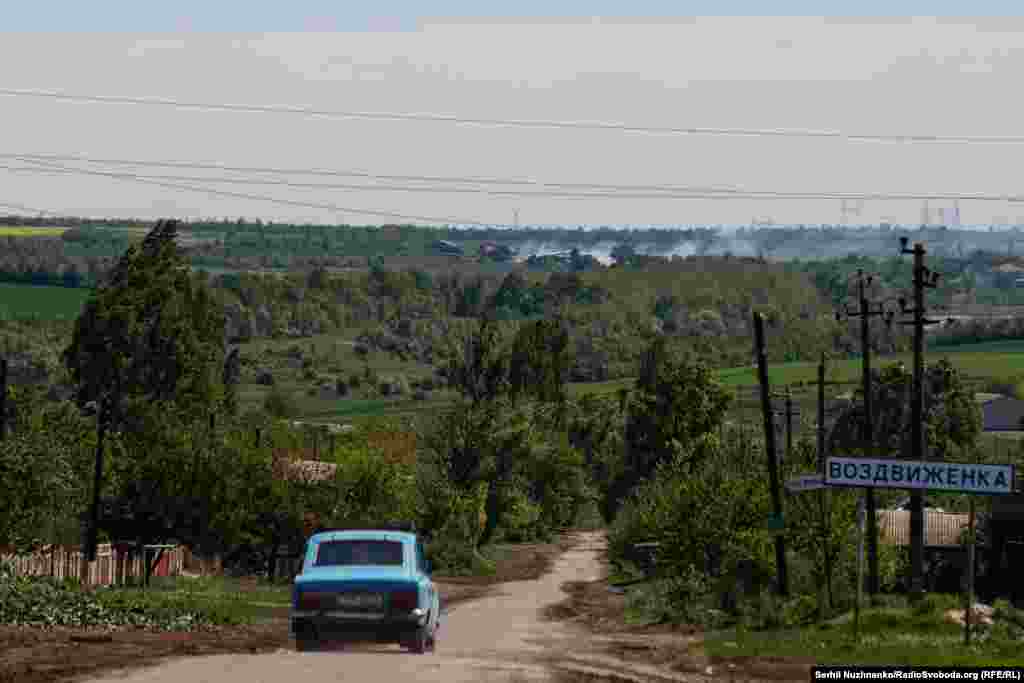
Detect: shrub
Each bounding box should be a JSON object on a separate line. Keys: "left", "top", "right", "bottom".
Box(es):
{"left": 496, "top": 484, "right": 542, "bottom": 543}
{"left": 263, "top": 385, "right": 297, "bottom": 419}
{"left": 422, "top": 483, "right": 491, "bottom": 575}
{"left": 911, "top": 592, "right": 962, "bottom": 617}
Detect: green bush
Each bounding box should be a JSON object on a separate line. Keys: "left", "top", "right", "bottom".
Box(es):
{"left": 496, "top": 484, "right": 542, "bottom": 543}
{"left": 423, "top": 483, "right": 492, "bottom": 575}
{"left": 263, "top": 385, "right": 297, "bottom": 418}
{"left": 911, "top": 592, "right": 962, "bottom": 618}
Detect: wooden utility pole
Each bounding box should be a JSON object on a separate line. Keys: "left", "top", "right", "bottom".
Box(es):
{"left": 785, "top": 389, "right": 794, "bottom": 463}
{"left": 754, "top": 312, "right": 788, "bottom": 597}
{"left": 771, "top": 387, "right": 799, "bottom": 465}
{"left": 898, "top": 238, "right": 942, "bottom": 599}
{"left": 817, "top": 353, "right": 834, "bottom": 615}
{"left": 817, "top": 354, "right": 826, "bottom": 474}
{"left": 0, "top": 357, "right": 6, "bottom": 442}
{"left": 838, "top": 269, "right": 899, "bottom": 597}
{"left": 85, "top": 400, "right": 109, "bottom": 563}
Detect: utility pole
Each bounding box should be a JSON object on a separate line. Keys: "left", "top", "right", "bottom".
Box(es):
{"left": 85, "top": 399, "right": 109, "bottom": 564}
{"left": 771, "top": 387, "right": 800, "bottom": 464}
{"left": 818, "top": 354, "right": 826, "bottom": 473}
{"left": 817, "top": 353, "right": 833, "bottom": 618}
{"left": 0, "top": 357, "right": 7, "bottom": 442}
{"left": 786, "top": 389, "right": 795, "bottom": 463}
{"left": 897, "top": 238, "right": 942, "bottom": 599}
{"left": 836, "top": 269, "right": 899, "bottom": 597}
{"left": 754, "top": 312, "right": 788, "bottom": 597}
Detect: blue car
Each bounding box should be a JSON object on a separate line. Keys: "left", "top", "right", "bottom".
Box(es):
{"left": 290, "top": 523, "right": 441, "bottom": 653}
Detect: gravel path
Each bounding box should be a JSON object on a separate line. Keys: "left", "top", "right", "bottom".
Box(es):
{"left": 81, "top": 532, "right": 607, "bottom": 683}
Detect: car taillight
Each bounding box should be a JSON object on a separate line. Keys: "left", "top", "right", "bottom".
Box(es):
{"left": 298, "top": 591, "right": 331, "bottom": 610}
{"left": 390, "top": 589, "right": 418, "bottom": 612}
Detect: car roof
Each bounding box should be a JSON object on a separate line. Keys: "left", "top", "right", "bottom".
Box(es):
{"left": 309, "top": 529, "right": 417, "bottom": 543}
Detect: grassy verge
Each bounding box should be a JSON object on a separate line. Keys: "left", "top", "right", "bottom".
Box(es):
{"left": 0, "top": 566, "right": 294, "bottom": 632}
{"left": 134, "top": 575, "right": 293, "bottom": 624}
{"left": 704, "top": 596, "right": 1024, "bottom": 667}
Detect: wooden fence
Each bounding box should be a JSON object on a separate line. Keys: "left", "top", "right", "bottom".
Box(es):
{"left": 877, "top": 510, "right": 972, "bottom": 548}
{"left": 0, "top": 543, "right": 185, "bottom": 587}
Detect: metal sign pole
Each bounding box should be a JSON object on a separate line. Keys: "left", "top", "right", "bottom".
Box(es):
{"left": 966, "top": 497, "right": 976, "bottom": 646}
{"left": 855, "top": 495, "right": 865, "bottom": 643}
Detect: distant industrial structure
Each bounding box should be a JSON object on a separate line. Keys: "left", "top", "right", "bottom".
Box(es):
{"left": 431, "top": 240, "right": 464, "bottom": 255}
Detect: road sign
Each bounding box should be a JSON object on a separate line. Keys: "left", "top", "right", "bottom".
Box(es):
{"left": 826, "top": 456, "right": 1015, "bottom": 495}
{"left": 785, "top": 475, "right": 827, "bottom": 493}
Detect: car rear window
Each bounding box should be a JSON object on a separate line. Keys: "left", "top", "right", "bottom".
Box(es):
{"left": 315, "top": 540, "right": 404, "bottom": 567}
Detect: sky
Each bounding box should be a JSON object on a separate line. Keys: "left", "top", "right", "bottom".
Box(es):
{"left": 2, "top": 3, "right": 1024, "bottom": 227}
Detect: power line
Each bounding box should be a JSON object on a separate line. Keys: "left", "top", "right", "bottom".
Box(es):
{"left": 5, "top": 158, "right": 496, "bottom": 226}
{"left": 1, "top": 161, "right": 728, "bottom": 200}
{"left": 0, "top": 151, "right": 744, "bottom": 194}
{"left": 8, "top": 151, "right": 1024, "bottom": 202}
{"left": 2, "top": 88, "right": 1023, "bottom": 144}
{"left": 0, "top": 200, "right": 56, "bottom": 216}
{"left": 7, "top": 157, "right": 1024, "bottom": 204}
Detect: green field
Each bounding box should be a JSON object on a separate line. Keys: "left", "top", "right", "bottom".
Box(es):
{"left": 0, "top": 226, "right": 69, "bottom": 236}
{"left": 0, "top": 282, "right": 91, "bottom": 320}
{"left": 228, "top": 335, "right": 1024, "bottom": 422}
{"left": 711, "top": 349, "right": 1024, "bottom": 389}
{"left": 930, "top": 339, "right": 1024, "bottom": 354}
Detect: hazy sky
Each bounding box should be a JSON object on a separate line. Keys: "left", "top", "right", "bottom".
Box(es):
{"left": 2, "top": 4, "right": 1024, "bottom": 227}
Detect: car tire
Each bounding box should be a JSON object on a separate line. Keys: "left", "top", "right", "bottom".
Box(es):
{"left": 408, "top": 623, "right": 430, "bottom": 654}
{"left": 296, "top": 637, "right": 319, "bottom": 652}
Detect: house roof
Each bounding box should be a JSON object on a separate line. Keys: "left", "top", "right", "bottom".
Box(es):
{"left": 271, "top": 450, "right": 338, "bottom": 483}
{"left": 981, "top": 397, "right": 1024, "bottom": 431}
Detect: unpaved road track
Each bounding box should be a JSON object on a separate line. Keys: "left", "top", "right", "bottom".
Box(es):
{"left": 81, "top": 531, "right": 680, "bottom": 683}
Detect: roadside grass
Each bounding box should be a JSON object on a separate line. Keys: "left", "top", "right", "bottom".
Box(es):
{"left": 132, "top": 575, "right": 292, "bottom": 624}
{"left": 0, "top": 564, "right": 290, "bottom": 630}
{"left": 703, "top": 598, "right": 1024, "bottom": 667}
{"left": 0, "top": 282, "right": 91, "bottom": 321}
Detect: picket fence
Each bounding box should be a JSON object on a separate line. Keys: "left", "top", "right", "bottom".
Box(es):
{"left": 0, "top": 543, "right": 185, "bottom": 586}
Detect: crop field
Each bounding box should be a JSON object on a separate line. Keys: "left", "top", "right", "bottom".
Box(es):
{"left": 712, "top": 348, "right": 1024, "bottom": 388}
{"left": 233, "top": 336, "right": 1024, "bottom": 422}
{"left": 930, "top": 339, "right": 1024, "bottom": 354}
{"left": 0, "top": 225, "right": 69, "bottom": 236}
{"left": 0, "top": 282, "right": 91, "bottom": 320}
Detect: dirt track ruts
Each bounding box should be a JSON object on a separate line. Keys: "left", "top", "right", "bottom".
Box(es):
{"left": 76, "top": 531, "right": 644, "bottom": 683}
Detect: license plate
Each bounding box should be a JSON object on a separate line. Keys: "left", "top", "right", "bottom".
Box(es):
{"left": 335, "top": 593, "right": 383, "bottom": 609}
{"left": 326, "top": 611, "right": 385, "bottom": 620}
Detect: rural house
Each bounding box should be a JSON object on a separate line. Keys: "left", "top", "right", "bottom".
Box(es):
{"left": 980, "top": 397, "right": 1024, "bottom": 432}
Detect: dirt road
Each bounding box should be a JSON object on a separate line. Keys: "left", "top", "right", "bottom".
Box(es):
{"left": 80, "top": 531, "right": 668, "bottom": 683}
